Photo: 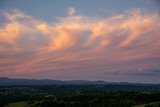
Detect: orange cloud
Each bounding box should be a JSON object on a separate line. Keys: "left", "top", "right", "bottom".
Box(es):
{"left": 120, "top": 9, "right": 155, "bottom": 46}
{"left": 50, "top": 28, "right": 79, "bottom": 50}
{"left": 0, "top": 23, "right": 22, "bottom": 43}
{"left": 1, "top": 8, "right": 158, "bottom": 51}
{"left": 37, "top": 23, "right": 50, "bottom": 35}
{"left": 0, "top": 8, "right": 160, "bottom": 80}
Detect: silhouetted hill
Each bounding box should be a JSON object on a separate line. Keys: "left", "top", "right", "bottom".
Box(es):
{"left": 0, "top": 77, "right": 108, "bottom": 86}
{"left": 0, "top": 77, "right": 159, "bottom": 86}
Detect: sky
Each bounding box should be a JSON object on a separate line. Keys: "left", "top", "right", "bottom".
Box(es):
{"left": 0, "top": 0, "right": 160, "bottom": 83}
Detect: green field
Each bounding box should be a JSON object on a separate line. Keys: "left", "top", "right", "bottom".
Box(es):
{"left": 5, "top": 102, "right": 26, "bottom": 107}
{"left": 5, "top": 101, "right": 160, "bottom": 107}
{"left": 0, "top": 85, "right": 160, "bottom": 107}
{"left": 134, "top": 102, "right": 160, "bottom": 107}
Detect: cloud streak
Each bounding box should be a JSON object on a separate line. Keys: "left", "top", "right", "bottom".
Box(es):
{"left": 0, "top": 8, "right": 160, "bottom": 83}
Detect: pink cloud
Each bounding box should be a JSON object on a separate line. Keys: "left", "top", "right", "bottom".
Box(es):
{"left": 0, "top": 8, "right": 160, "bottom": 82}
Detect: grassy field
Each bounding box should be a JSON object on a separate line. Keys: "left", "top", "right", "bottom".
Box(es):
{"left": 134, "top": 102, "right": 160, "bottom": 107}
{"left": 5, "top": 101, "right": 160, "bottom": 107}
{"left": 5, "top": 102, "right": 26, "bottom": 107}
{"left": 1, "top": 85, "right": 159, "bottom": 107}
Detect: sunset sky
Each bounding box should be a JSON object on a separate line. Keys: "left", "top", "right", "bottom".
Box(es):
{"left": 0, "top": 0, "right": 160, "bottom": 83}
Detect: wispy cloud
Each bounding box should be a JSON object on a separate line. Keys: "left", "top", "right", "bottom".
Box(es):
{"left": 0, "top": 8, "right": 160, "bottom": 82}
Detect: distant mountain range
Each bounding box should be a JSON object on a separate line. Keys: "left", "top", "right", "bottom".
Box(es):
{"left": 0, "top": 77, "right": 107, "bottom": 86}
{"left": 0, "top": 77, "right": 159, "bottom": 86}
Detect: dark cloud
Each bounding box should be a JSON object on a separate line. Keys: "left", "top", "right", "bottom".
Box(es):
{"left": 125, "top": 67, "right": 160, "bottom": 76}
